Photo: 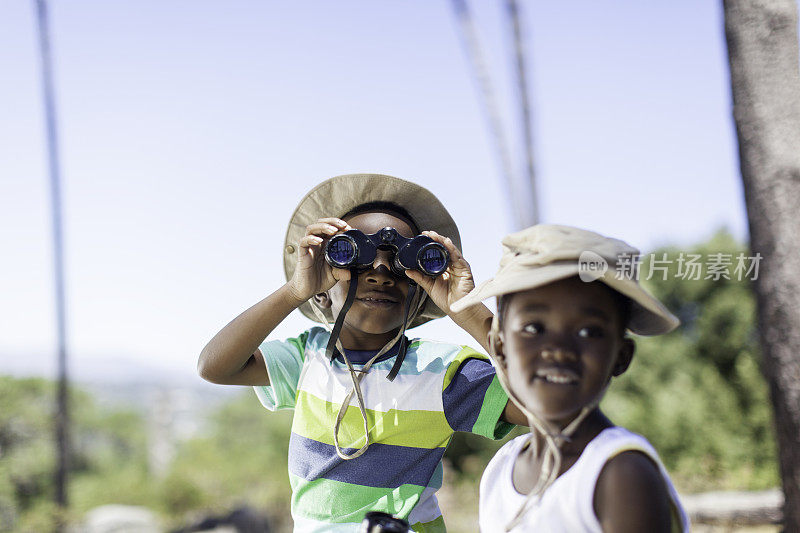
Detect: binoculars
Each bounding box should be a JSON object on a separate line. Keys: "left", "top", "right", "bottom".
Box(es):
{"left": 324, "top": 227, "right": 449, "bottom": 277}
{"left": 359, "top": 511, "right": 411, "bottom": 533}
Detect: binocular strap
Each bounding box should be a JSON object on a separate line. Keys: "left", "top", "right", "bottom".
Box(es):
{"left": 324, "top": 268, "right": 360, "bottom": 362}
{"left": 386, "top": 282, "right": 419, "bottom": 381}
{"left": 325, "top": 271, "right": 421, "bottom": 460}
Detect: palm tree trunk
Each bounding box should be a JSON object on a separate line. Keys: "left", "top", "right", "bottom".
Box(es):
{"left": 723, "top": 0, "right": 800, "bottom": 529}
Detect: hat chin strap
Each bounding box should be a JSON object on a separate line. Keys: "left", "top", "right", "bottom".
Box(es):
{"left": 488, "top": 317, "right": 607, "bottom": 531}
{"left": 314, "top": 270, "right": 424, "bottom": 461}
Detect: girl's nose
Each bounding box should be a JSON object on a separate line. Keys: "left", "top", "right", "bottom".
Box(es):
{"left": 540, "top": 345, "right": 577, "bottom": 363}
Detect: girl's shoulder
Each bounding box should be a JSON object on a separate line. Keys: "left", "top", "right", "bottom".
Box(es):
{"left": 586, "top": 426, "right": 655, "bottom": 455}
{"left": 590, "top": 427, "right": 689, "bottom": 532}
{"left": 576, "top": 426, "right": 666, "bottom": 492}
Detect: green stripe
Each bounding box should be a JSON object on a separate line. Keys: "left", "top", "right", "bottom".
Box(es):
{"left": 293, "top": 390, "right": 452, "bottom": 449}
{"left": 472, "top": 375, "right": 515, "bottom": 439}
{"left": 442, "top": 346, "right": 488, "bottom": 390}
{"left": 411, "top": 515, "right": 446, "bottom": 533}
{"left": 287, "top": 330, "right": 310, "bottom": 362}
{"left": 289, "top": 473, "right": 425, "bottom": 523}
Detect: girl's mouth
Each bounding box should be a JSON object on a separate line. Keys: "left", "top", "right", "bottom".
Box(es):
{"left": 534, "top": 367, "right": 580, "bottom": 385}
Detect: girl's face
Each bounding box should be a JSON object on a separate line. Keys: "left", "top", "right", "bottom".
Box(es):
{"left": 325, "top": 211, "right": 414, "bottom": 349}
{"left": 498, "top": 277, "right": 633, "bottom": 427}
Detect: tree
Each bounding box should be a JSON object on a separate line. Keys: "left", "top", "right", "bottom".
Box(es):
{"left": 722, "top": 0, "right": 800, "bottom": 528}
{"left": 0, "top": 376, "right": 150, "bottom": 530}
{"left": 165, "top": 392, "right": 294, "bottom": 531}
{"left": 607, "top": 233, "right": 777, "bottom": 492}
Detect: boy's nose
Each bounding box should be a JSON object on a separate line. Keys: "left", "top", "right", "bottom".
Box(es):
{"left": 365, "top": 250, "right": 396, "bottom": 286}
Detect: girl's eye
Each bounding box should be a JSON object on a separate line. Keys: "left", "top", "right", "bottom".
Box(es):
{"left": 578, "top": 326, "right": 605, "bottom": 339}
{"left": 523, "top": 323, "right": 544, "bottom": 335}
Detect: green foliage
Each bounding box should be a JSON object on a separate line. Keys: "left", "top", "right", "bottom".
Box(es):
{"left": 0, "top": 375, "right": 294, "bottom": 530}
{"left": 0, "top": 376, "right": 151, "bottom": 529}
{"left": 162, "top": 391, "right": 294, "bottom": 529}
{"left": 604, "top": 230, "right": 778, "bottom": 491}
{"left": 0, "top": 376, "right": 293, "bottom": 529}
{"left": 0, "top": 377, "right": 56, "bottom": 527}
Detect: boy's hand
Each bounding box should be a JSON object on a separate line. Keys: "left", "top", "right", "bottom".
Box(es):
{"left": 407, "top": 231, "right": 493, "bottom": 353}
{"left": 405, "top": 231, "right": 476, "bottom": 314}
{"left": 287, "top": 217, "right": 352, "bottom": 302}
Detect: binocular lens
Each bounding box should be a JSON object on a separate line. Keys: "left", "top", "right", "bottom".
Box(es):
{"left": 419, "top": 245, "right": 448, "bottom": 275}
{"left": 325, "top": 229, "right": 449, "bottom": 276}
{"left": 327, "top": 237, "right": 357, "bottom": 266}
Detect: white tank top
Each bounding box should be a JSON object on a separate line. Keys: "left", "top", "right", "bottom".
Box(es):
{"left": 478, "top": 427, "right": 690, "bottom": 532}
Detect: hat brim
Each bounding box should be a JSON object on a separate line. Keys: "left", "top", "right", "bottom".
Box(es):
{"left": 284, "top": 173, "right": 461, "bottom": 328}
{"left": 451, "top": 264, "right": 678, "bottom": 336}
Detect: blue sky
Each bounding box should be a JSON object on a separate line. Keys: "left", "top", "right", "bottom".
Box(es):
{"left": 0, "top": 1, "right": 748, "bottom": 380}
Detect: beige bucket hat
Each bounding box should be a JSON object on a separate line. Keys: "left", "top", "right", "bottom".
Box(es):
{"left": 284, "top": 173, "right": 461, "bottom": 328}
{"left": 451, "top": 224, "right": 679, "bottom": 335}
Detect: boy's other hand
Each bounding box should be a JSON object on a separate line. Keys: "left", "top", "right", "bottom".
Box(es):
{"left": 405, "top": 231, "right": 475, "bottom": 314}
{"left": 288, "top": 217, "right": 351, "bottom": 302}
{"left": 408, "top": 231, "right": 494, "bottom": 353}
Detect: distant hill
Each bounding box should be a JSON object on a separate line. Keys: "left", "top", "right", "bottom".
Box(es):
{"left": 0, "top": 348, "right": 243, "bottom": 416}
{"left": 2, "top": 348, "right": 203, "bottom": 386}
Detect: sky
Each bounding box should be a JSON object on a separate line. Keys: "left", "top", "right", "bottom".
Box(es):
{"left": 0, "top": 1, "right": 749, "bottom": 382}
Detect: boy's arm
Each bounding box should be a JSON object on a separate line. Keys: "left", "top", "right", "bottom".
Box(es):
{"left": 593, "top": 451, "right": 674, "bottom": 533}
{"left": 198, "top": 217, "right": 350, "bottom": 386}
{"left": 197, "top": 284, "right": 306, "bottom": 386}
{"left": 449, "top": 302, "right": 494, "bottom": 354}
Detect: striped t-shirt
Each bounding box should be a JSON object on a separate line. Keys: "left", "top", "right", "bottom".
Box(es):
{"left": 254, "top": 326, "right": 513, "bottom": 533}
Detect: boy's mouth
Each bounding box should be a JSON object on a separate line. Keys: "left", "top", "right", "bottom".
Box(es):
{"left": 357, "top": 291, "right": 400, "bottom": 308}
{"left": 534, "top": 366, "right": 580, "bottom": 385}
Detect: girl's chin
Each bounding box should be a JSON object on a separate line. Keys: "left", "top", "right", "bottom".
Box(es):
{"left": 515, "top": 398, "right": 586, "bottom": 425}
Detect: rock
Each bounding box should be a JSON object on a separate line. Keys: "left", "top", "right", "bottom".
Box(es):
{"left": 81, "top": 504, "right": 161, "bottom": 533}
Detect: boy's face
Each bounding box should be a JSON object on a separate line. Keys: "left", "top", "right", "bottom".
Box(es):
{"left": 497, "top": 277, "right": 633, "bottom": 427}
{"left": 322, "top": 210, "right": 414, "bottom": 349}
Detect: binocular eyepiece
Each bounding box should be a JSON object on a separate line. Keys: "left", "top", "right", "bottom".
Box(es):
{"left": 325, "top": 227, "right": 449, "bottom": 277}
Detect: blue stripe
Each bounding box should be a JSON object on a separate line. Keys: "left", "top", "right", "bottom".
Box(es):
{"left": 312, "top": 332, "right": 459, "bottom": 377}
{"left": 358, "top": 342, "right": 452, "bottom": 377}
{"left": 336, "top": 337, "right": 405, "bottom": 364}
{"left": 288, "top": 432, "right": 446, "bottom": 488}
{"left": 442, "top": 357, "right": 495, "bottom": 432}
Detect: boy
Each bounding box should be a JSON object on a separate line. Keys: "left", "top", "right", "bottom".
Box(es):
{"left": 451, "top": 224, "right": 690, "bottom": 532}
{"left": 198, "top": 173, "right": 524, "bottom": 532}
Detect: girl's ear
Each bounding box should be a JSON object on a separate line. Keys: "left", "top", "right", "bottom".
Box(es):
{"left": 612, "top": 337, "right": 635, "bottom": 377}
{"left": 313, "top": 292, "right": 332, "bottom": 309}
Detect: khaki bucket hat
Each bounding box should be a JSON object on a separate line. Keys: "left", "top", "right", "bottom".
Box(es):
{"left": 284, "top": 173, "right": 461, "bottom": 328}
{"left": 451, "top": 224, "right": 679, "bottom": 335}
